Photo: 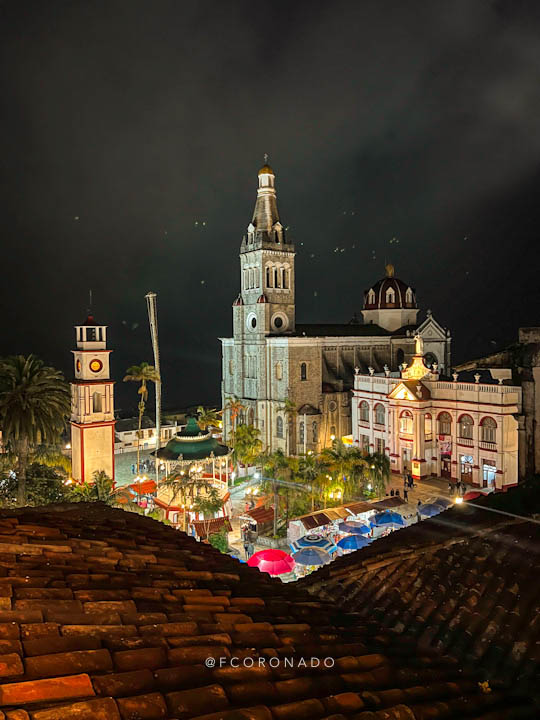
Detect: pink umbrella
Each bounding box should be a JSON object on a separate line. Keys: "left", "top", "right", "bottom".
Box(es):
{"left": 247, "top": 549, "right": 295, "bottom": 576}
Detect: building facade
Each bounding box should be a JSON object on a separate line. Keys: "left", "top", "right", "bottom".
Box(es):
{"left": 221, "top": 161, "right": 452, "bottom": 453}
{"left": 70, "top": 315, "right": 115, "bottom": 483}
{"left": 352, "top": 337, "right": 521, "bottom": 490}
{"left": 456, "top": 327, "right": 540, "bottom": 480}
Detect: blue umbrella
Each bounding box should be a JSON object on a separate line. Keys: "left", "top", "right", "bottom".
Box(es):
{"left": 337, "top": 535, "right": 371, "bottom": 551}
{"left": 418, "top": 503, "right": 443, "bottom": 518}
{"left": 371, "top": 511, "right": 404, "bottom": 527}
{"left": 290, "top": 534, "right": 336, "bottom": 553}
{"left": 292, "top": 547, "right": 332, "bottom": 566}
{"left": 431, "top": 497, "right": 453, "bottom": 509}
{"left": 338, "top": 521, "right": 371, "bottom": 535}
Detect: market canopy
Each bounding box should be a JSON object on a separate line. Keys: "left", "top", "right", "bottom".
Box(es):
{"left": 338, "top": 521, "right": 371, "bottom": 535}
{"left": 292, "top": 547, "right": 331, "bottom": 566}
{"left": 418, "top": 503, "right": 443, "bottom": 518}
{"left": 290, "top": 535, "right": 336, "bottom": 554}
{"left": 337, "top": 535, "right": 371, "bottom": 551}
{"left": 371, "top": 511, "right": 405, "bottom": 527}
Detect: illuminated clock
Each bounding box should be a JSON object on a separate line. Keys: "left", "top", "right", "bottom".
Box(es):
{"left": 76, "top": 359, "right": 81, "bottom": 373}
{"left": 89, "top": 359, "right": 103, "bottom": 373}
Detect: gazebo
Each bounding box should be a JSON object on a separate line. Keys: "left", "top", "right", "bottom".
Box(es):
{"left": 153, "top": 417, "right": 233, "bottom": 530}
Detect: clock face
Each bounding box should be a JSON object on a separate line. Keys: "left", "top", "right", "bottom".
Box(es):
{"left": 76, "top": 359, "right": 81, "bottom": 373}
{"left": 89, "top": 359, "right": 103, "bottom": 373}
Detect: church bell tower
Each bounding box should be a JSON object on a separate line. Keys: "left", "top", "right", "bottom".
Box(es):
{"left": 70, "top": 314, "right": 115, "bottom": 483}
{"left": 233, "top": 158, "right": 295, "bottom": 339}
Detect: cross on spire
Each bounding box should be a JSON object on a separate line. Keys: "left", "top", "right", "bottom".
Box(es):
{"left": 263, "top": 153, "right": 269, "bottom": 164}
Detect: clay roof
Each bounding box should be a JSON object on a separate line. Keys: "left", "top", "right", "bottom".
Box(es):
{"left": 0, "top": 502, "right": 534, "bottom": 718}
{"left": 192, "top": 516, "right": 232, "bottom": 540}
{"left": 300, "top": 494, "right": 540, "bottom": 702}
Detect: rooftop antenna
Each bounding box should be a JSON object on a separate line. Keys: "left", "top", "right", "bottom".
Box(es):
{"left": 145, "top": 292, "right": 161, "bottom": 488}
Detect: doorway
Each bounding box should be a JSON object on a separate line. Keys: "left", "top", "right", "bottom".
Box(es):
{"left": 401, "top": 448, "right": 411, "bottom": 472}
{"left": 441, "top": 457, "right": 451, "bottom": 479}
{"left": 460, "top": 455, "right": 473, "bottom": 482}
{"left": 482, "top": 462, "right": 496, "bottom": 489}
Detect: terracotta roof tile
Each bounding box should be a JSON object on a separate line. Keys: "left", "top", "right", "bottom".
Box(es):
{"left": 0, "top": 502, "right": 532, "bottom": 718}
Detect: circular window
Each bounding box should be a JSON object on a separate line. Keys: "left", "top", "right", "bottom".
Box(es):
{"left": 328, "top": 400, "right": 337, "bottom": 412}
{"left": 76, "top": 359, "right": 81, "bottom": 373}
{"left": 246, "top": 313, "right": 257, "bottom": 331}
{"left": 89, "top": 359, "right": 103, "bottom": 373}
{"left": 271, "top": 313, "right": 288, "bottom": 332}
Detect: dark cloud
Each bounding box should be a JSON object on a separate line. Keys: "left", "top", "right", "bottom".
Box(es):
{"left": 1, "top": 0, "right": 539, "bottom": 411}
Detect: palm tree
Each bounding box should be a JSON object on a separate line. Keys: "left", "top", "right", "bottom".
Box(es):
{"left": 70, "top": 470, "right": 115, "bottom": 505}
{"left": 278, "top": 398, "right": 297, "bottom": 455}
{"left": 297, "top": 453, "right": 326, "bottom": 511}
{"left": 160, "top": 470, "right": 210, "bottom": 532}
{"left": 196, "top": 406, "right": 221, "bottom": 432}
{"left": 231, "top": 424, "right": 262, "bottom": 474}
{"left": 123, "top": 362, "right": 160, "bottom": 474}
{"left": 192, "top": 486, "right": 224, "bottom": 541}
{"left": 259, "top": 448, "right": 292, "bottom": 536}
{"left": 0, "top": 355, "right": 70, "bottom": 505}
{"left": 223, "top": 397, "right": 245, "bottom": 435}
{"left": 367, "top": 452, "right": 391, "bottom": 498}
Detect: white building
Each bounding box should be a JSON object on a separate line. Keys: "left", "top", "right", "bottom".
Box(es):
{"left": 352, "top": 337, "right": 521, "bottom": 491}
{"left": 114, "top": 416, "right": 180, "bottom": 454}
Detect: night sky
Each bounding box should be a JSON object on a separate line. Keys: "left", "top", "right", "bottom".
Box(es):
{"left": 1, "top": 0, "right": 540, "bottom": 414}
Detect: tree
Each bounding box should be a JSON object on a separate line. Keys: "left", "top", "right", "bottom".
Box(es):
{"left": 123, "top": 362, "right": 160, "bottom": 474}
{"left": 367, "top": 452, "right": 391, "bottom": 498}
{"left": 0, "top": 463, "right": 72, "bottom": 507}
{"left": 192, "top": 486, "right": 223, "bottom": 541}
{"left": 69, "top": 470, "right": 116, "bottom": 505}
{"left": 278, "top": 398, "right": 297, "bottom": 455}
{"left": 223, "top": 397, "right": 245, "bottom": 435}
{"left": 231, "top": 424, "right": 262, "bottom": 472}
{"left": 196, "top": 406, "right": 221, "bottom": 431}
{"left": 0, "top": 355, "right": 70, "bottom": 505}
{"left": 208, "top": 526, "right": 229, "bottom": 553}
{"left": 159, "top": 469, "right": 210, "bottom": 532}
{"left": 259, "top": 449, "right": 292, "bottom": 536}
{"left": 297, "top": 453, "right": 326, "bottom": 511}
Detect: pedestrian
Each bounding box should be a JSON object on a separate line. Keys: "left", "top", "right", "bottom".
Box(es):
{"left": 403, "top": 488, "right": 408, "bottom": 502}
{"left": 456, "top": 480, "right": 461, "bottom": 496}
{"left": 244, "top": 501, "right": 249, "bottom": 513}
{"left": 247, "top": 541, "right": 254, "bottom": 559}
{"left": 131, "top": 464, "right": 135, "bottom": 474}
{"left": 390, "top": 488, "right": 395, "bottom": 497}
{"left": 448, "top": 481, "right": 453, "bottom": 494}
{"left": 408, "top": 473, "right": 414, "bottom": 489}
{"left": 395, "top": 488, "right": 400, "bottom": 497}
{"left": 461, "top": 483, "right": 467, "bottom": 496}
{"left": 403, "top": 474, "right": 408, "bottom": 490}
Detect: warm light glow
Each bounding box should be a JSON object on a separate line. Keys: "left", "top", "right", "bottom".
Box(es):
{"left": 254, "top": 472, "right": 260, "bottom": 479}
{"left": 454, "top": 496, "right": 464, "bottom": 504}
{"left": 307, "top": 450, "right": 313, "bottom": 455}
{"left": 330, "top": 434, "right": 336, "bottom": 441}
{"left": 65, "top": 443, "right": 71, "bottom": 450}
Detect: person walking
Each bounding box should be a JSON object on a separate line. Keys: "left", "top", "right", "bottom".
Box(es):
{"left": 247, "top": 541, "right": 254, "bottom": 559}
{"left": 403, "top": 488, "right": 408, "bottom": 502}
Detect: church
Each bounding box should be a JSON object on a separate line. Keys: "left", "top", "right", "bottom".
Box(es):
{"left": 220, "top": 161, "right": 452, "bottom": 454}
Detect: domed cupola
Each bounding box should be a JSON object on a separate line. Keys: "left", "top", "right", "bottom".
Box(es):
{"left": 361, "top": 264, "right": 419, "bottom": 331}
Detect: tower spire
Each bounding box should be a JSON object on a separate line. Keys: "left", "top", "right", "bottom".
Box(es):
{"left": 252, "top": 157, "right": 279, "bottom": 232}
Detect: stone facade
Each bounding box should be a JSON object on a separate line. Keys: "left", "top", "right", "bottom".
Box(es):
{"left": 220, "top": 163, "right": 452, "bottom": 454}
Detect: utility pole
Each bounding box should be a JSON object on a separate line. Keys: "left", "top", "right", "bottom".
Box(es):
{"left": 145, "top": 292, "right": 161, "bottom": 488}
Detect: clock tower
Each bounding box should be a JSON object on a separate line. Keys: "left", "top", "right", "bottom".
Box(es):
{"left": 70, "top": 314, "right": 115, "bottom": 483}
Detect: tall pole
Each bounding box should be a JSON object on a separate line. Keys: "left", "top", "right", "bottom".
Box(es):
{"left": 145, "top": 292, "right": 161, "bottom": 488}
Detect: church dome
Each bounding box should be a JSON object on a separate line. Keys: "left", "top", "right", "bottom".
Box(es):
{"left": 364, "top": 265, "right": 417, "bottom": 311}
{"left": 258, "top": 163, "right": 274, "bottom": 175}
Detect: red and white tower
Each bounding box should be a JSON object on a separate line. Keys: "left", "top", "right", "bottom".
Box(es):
{"left": 70, "top": 315, "right": 115, "bottom": 483}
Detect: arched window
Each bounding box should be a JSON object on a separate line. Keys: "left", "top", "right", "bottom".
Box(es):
{"left": 399, "top": 410, "right": 413, "bottom": 434}
{"left": 243, "top": 269, "right": 248, "bottom": 290}
{"left": 255, "top": 270, "right": 260, "bottom": 288}
{"left": 274, "top": 268, "right": 279, "bottom": 288}
{"left": 459, "top": 414, "right": 474, "bottom": 439}
{"left": 405, "top": 287, "right": 413, "bottom": 304}
{"left": 386, "top": 287, "right": 395, "bottom": 304}
{"left": 266, "top": 266, "right": 272, "bottom": 288}
{"left": 300, "top": 363, "right": 307, "bottom": 381}
{"left": 359, "top": 401, "right": 369, "bottom": 423}
{"left": 367, "top": 289, "right": 375, "bottom": 305}
{"left": 424, "top": 352, "right": 438, "bottom": 368}
{"left": 276, "top": 415, "right": 283, "bottom": 439}
{"left": 374, "top": 404, "right": 385, "bottom": 425}
{"left": 481, "top": 417, "right": 497, "bottom": 443}
{"left": 299, "top": 421, "right": 304, "bottom": 443}
{"left": 283, "top": 268, "right": 289, "bottom": 289}
{"left": 92, "top": 391, "right": 102, "bottom": 413}
{"left": 312, "top": 422, "right": 318, "bottom": 443}
{"left": 396, "top": 348, "right": 405, "bottom": 367}
{"left": 275, "top": 362, "right": 283, "bottom": 380}
{"left": 438, "top": 412, "right": 452, "bottom": 435}
{"left": 248, "top": 269, "right": 254, "bottom": 289}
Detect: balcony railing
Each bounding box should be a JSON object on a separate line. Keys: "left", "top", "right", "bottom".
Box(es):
{"left": 479, "top": 440, "right": 497, "bottom": 451}
{"left": 457, "top": 437, "right": 474, "bottom": 447}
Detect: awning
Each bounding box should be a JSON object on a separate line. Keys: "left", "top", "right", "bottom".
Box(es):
{"left": 192, "top": 516, "right": 232, "bottom": 540}
{"left": 129, "top": 479, "right": 157, "bottom": 495}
